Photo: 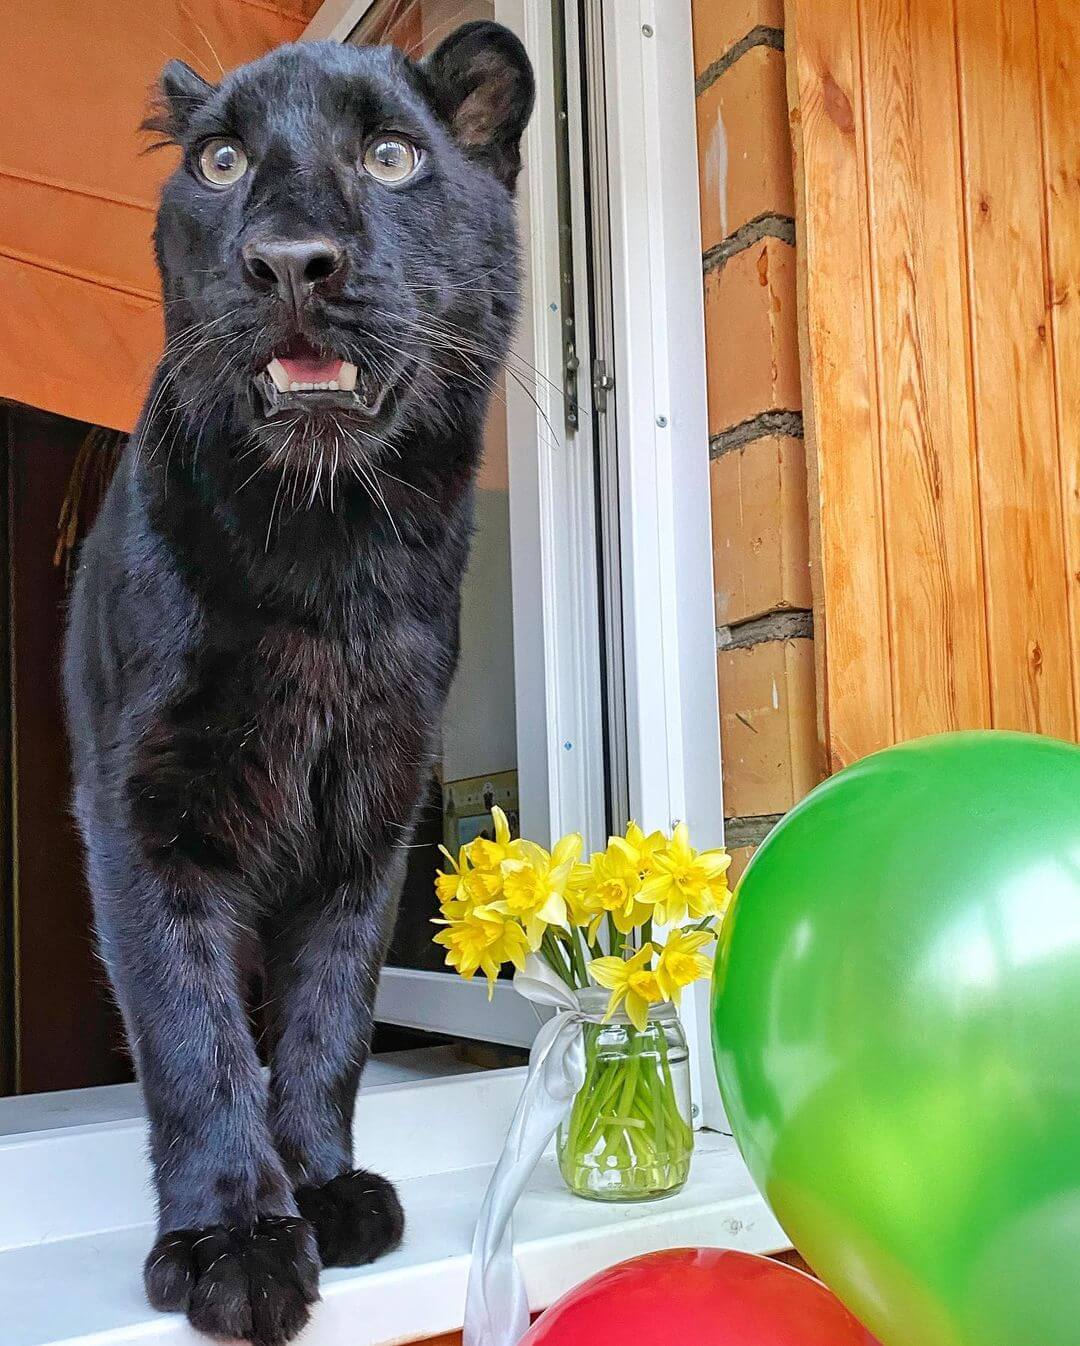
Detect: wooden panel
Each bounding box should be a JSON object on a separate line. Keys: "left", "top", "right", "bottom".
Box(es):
{"left": 955, "top": 0, "right": 1074, "bottom": 739}
{"left": 1036, "top": 0, "right": 1080, "bottom": 729}
{"left": 859, "top": 0, "right": 990, "bottom": 739}
{"left": 790, "top": 0, "right": 1080, "bottom": 765}
{"left": 786, "top": 0, "right": 894, "bottom": 770}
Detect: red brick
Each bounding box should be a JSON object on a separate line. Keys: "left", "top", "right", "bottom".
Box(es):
{"left": 725, "top": 844, "right": 757, "bottom": 886}
{"left": 692, "top": 0, "right": 784, "bottom": 78}
{"left": 697, "top": 46, "right": 795, "bottom": 251}
{"left": 711, "top": 435, "right": 812, "bottom": 625}
{"left": 704, "top": 238, "right": 802, "bottom": 435}
{"left": 717, "top": 638, "right": 820, "bottom": 816}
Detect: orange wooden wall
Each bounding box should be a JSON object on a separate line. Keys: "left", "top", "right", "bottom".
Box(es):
{"left": 0, "top": 0, "right": 322, "bottom": 433}
{"left": 788, "top": 0, "right": 1079, "bottom": 771}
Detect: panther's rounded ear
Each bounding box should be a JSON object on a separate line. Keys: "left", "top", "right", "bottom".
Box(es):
{"left": 141, "top": 60, "right": 216, "bottom": 149}
{"left": 424, "top": 21, "right": 535, "bottom": 189}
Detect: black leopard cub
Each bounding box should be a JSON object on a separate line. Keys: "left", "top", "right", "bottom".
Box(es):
{"left": 63, "top": 24, "right": 533, "bottom": 1346}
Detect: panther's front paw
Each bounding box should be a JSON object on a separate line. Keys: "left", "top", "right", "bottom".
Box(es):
{"left": 296, "top": 1168, "right": 405, "bottom": 1267}
{"left": 144, "top": 1216, "right": 320, "bottom": 1346}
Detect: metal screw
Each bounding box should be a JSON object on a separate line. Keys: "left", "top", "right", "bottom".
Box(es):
{"left": 642, "top": 23, "right": 654, "bottom": 37}
{"left": 691, "top": 1103, "right": 701, "bottom": 1120}
{"left": 564, "top": 741, "right": 573, "bottom": 751}
{"left": 549, "top": 301, "right": 558, "bottom": 312}
{"left": 655, "top": 414, "right": 668, "bottom": 427}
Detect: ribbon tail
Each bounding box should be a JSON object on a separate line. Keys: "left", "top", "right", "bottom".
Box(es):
{"left": 462, "top": 1014, "right": 586, "bottom": 1346}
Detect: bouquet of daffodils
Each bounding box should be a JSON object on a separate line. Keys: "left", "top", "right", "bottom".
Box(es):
{"left": 434, "top": 808, "right": 732, "bottom": 1202}
{"left": 434, "top": 807, "right": 731, "bottom": 1020}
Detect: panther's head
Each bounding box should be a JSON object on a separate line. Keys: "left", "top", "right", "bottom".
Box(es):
{"left": 145, "top": 23, "right": 533, "bottom": 487}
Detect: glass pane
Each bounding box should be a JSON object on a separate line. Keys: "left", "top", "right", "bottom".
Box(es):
{"left": 347, "top": 3, "right": 519, "bottom": 979}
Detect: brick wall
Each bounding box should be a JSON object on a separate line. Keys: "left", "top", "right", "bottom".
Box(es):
{"left": 692, "top": 1, "right": 821, "bottom": 879}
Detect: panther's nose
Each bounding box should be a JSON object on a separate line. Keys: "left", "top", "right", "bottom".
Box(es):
{"left": 241, "top": 239, "right": 347, "bottom": 309}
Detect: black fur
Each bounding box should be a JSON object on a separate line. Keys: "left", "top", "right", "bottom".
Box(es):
{"left": 63, "top": 26, "right": 532, "bottom": 1345}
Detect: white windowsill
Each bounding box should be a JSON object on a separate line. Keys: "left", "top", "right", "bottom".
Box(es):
{"left": 1, "top": 1063, "right": 787, "bottom": 1346}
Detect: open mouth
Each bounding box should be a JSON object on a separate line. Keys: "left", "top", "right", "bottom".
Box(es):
{"left": 255, "top": 335, "right": 389, "bottom": 418}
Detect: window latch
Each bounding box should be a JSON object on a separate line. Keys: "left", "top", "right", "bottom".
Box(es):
{"left": 592, "top": 358, "right": 615, "bottom": 412}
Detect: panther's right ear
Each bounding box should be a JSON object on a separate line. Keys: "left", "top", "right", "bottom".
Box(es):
{"left": 141, "top": 60, "right": 216, "bottom": 149}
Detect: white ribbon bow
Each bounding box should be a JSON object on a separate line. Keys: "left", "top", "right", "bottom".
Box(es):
{"left": 462, "top": 955, "right": 607, "bottom": 1346}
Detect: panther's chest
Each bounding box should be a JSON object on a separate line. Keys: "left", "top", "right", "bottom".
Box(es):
{"left": 256, "top": 621, "right": 443, "bottom": 874}
{"left": 131, "top": 610, "right": 448, "bottom": 889}
{"left": 257, "top": 619, "right": 440, "bottom": 756}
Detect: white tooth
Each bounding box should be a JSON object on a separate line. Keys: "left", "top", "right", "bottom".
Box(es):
{"left": 328, "top": 380, "right": 339, "bottom": 391}
{"left": 266, "top": 359, "right": 291, "bottom": 393}
{"left": 316, "top": 382, "right": 327, "bottom": 390}
{"left": 338, "top": 362, "right": 358, "bottom": 392}
{"left": 290, "top": 381, "right": 300, "bottom": 392}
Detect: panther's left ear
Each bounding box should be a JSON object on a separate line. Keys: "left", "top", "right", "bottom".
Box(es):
{"left": 425, "top": 21, "right": 535, "bottom": 189}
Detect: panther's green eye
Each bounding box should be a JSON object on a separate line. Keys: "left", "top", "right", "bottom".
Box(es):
{"left": 362, "top": 135, "right": 421, "bottom": 185}
{"left": 197, "top": 138, "right": 249, "bottom": 188}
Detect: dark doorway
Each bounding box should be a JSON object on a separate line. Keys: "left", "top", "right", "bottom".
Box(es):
{"left": 0, "top": 402, "right": 130, "bottom": 1095}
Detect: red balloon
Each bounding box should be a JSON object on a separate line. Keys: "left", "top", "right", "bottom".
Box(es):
{"left": 520, "top": 1248, "right": 880, "bottom": 1346}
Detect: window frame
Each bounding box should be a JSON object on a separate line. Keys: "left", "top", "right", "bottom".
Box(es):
{"left": 306, "top": 0, "right": 725, "bottom": 1127}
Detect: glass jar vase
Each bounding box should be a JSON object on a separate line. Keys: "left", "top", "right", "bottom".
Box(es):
{"left": 556, "top": 990, "right": 693, "bottom": 1201}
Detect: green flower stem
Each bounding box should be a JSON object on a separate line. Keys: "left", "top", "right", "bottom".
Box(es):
{"left": 645, "top": 1056, "right": 667, "bottom": 1155}
{"left": 562, "top": 1044, "right": 597, "bottom": 1152}
{"left": 566, "top": 928, "right": 589, "bottom": 986}
{"left": 541, "top": 930, "right": 575, "bottom": 987}
{"left": 656, "top": 1031, "right": 693, "bottom": 1147}
{"left": 641, "top": 918, "right": 653, "bottom": 955}
{"left": 579, "top": 1058, "right": 627, "bottom": 1149}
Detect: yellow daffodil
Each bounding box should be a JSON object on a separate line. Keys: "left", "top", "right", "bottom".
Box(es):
{"left": 576, "top": 840, "right": 654, "bottom": 940}
{"left": 565, "top": 860, "right": 596, "bottom": 928}
{"left": 655, "top": 928, "right": 714, "bottom": 1003}
{"left": 620, "top": 821, "right": 667, "bottom": 877}
{"left": 435, "top": 844, "right": 470, "bottom": 908}
{"left": 432, "top": 905, "right": 530, "bottom": 995}
{"left": 464, "top": 805, "right": 522, "bottom": 876}
{"left": 640, "top": 822, "right": 731, "bottom": 925}
{"left": 587, "top": 943, "right": 662, "bottom": 1031}
{"left": 497, "top": 833, "right": 583, "bottom": 948}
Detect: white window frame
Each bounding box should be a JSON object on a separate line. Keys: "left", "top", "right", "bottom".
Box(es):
{"left": 305, "top": 0, "right": 725, "bottom": 1127}
{"left": 596, "top": 0, "right": 725, "bottom": 1128}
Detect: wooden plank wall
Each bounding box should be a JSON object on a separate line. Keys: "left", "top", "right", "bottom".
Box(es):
{"left": 787, "top": 0, "right": 1080, "bottom": 770}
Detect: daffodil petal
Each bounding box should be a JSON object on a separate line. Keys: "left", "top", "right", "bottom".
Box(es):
{"left": 625, "top": 990, "right": 650, "bottom": 1031}
{"left": 588, "top": 956, "right": 627, "bottom": 990}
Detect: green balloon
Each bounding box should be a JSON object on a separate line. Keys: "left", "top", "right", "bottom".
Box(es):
{"left": 712, "top": 731, "right": 1080, "bottom": 1346}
